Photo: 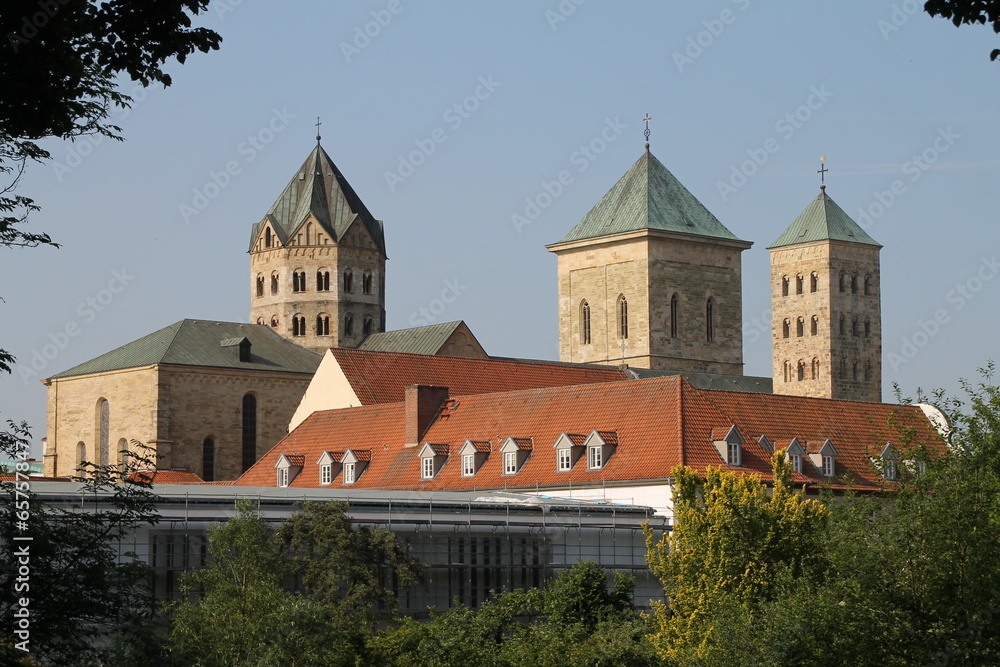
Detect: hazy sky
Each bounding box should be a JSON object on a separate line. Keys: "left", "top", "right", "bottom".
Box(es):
{"left": 3, "top": 1, "right": 999, "bottom": 457}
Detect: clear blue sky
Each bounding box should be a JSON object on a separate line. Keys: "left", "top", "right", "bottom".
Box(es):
{"left": 3, "top": 1, "right": 999, "bottom": 456}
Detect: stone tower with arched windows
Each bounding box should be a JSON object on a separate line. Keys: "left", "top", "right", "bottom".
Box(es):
{"left": 249, "top": 141, "right": 387, "bottom": 353}
{"left": 546, "top": 149, "right": 751, "bottom": 374}
{"left": 769, "top": 186, "right": 882, "bottom": 401}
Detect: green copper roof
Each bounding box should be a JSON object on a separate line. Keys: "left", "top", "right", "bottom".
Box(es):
{"left": 359, "top": 321, "right": 480, "bottom": 356}
{"left": 768, "top": 188, "right": 881, "bottom": 249}
{"left": 49, "top": 320, "right": 321, "bottom": 380}
{"left": 249, "top": 143, "right": 386, "bottom": 254}
{"left": 554, "top": 151, "right": 747, "bottom": 245}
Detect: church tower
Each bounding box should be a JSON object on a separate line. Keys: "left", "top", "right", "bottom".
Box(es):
{"left": 547, "top": 145, "right": 752, "bottom": 374}
{"left": 769, "top": 183, "right": 882, "bottom": 402}
{"left": 249, "top": 136, "right": 387, "bottom": 353}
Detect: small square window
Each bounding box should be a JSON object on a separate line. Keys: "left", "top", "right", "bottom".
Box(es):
{"left": 588, "top": 446, "right": 603, "bottom": 470}
{"left": 421, "top": 457, "right": 435, "bottom": 479}
{"left": 320, "top": 464, "right": 332, "bottom": 485}
{"left": 344, "top": 462, "right": 356, "bottom": 485}
{"left": 503, "top": 451, "right": 518, "bottom": 475}
{"left": 462, "top": 453, "right": 475, "bottom": 477}
{"left": 558, "top": 448, "right": 572, "bottom": 471}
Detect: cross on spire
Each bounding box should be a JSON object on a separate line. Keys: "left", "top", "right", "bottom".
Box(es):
{"left": 643, "top": 114, "right": 652, "bottom": 153}
{"left": 315, "top": 117, "right": 322, "bottom": 145}
{"left": 818, "top": 156, "right": 829, "bottom": 190}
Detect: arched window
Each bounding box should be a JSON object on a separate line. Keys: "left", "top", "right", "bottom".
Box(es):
{"left": 852, "top": 318, "right": 860, "bottom": 337}
{"left": 265, "top": 227, "right": 272, "bottom": 248}
{"left": 363, "top": 272, "right": 373, "bottom": 295}
{"left": 839, "top": 315, "right": 846, "bottom": 336}
{"left": 865, "top": 361, "right": 872, "bottom": 381}
{"left": 580, "top": 301, "right": 591, "bottom": 344}
{"left": 796, "top": 317, "right": 804, "bottom": 337}
{"left": 797, "top": 360, "right": 806, "bottom": 381}
{"left": 617, "top": 295, "right": 628, "bottom": 339}
{"left": 256, "top": 317, "right": 264, "bottom": 325}
{"left": 781, "top": 276, "right": 789, "bottom": 297}
{"left": 795, "top": 275, "right": 804, "bottom": 295}
{"left": 292, "top": 315, "right": 306, "bottom": 337}
{"left": 270, "top": 316, "right": 278, "bottom": 328}
{"left": 344, "top": 314, "right": 354, "bottom": 337}
{"left": 117, "top": 438, "right": 129, "bottom": 471}
{"left": 706, "top": 297, "right": 714, "bottom": 342}
{"left": 864, "top": 275, "right": 872, "bottom": 296}
{"left": 97, "top": 399, "right": 109, "bottom": 468}
{"left": 670, "top": 293, "right": 679, "bottom": 338}
{"left": 782, "top": 319, "right": 790, "bottom": 339}
{"left": 305, "top": 222, "right": 312, "bottom": 245}
{"left": 292, "top": 270, "right": 306, "bottom": 292}
{"left": 316, "top": 314, "right": 330, "bottom": 336}
{"left": 241, "top": 394, "right": 257, "bottom": 473}
{"left": 202, "top": 437, "right": 215, "bottom": 482}
{"left": 864, "top": 318, "right": 871, "bottom": 337}
{"left": 316, "top": 270, "right": 330, "bottom": 292}
{"left": 839, "top": 271, "right": 846, "bottom": 293}
{"left": 783, "top": 361, "right": 791, "bottom": 383}
{"left": 77, "top": 442, "right": 87, "bottom": 472}
{"left": 255, "top": 274, "right": 264, "bottom": 297}
{"left": 810, "top": 272, "right": 818, "bottom": 293}
{"left": 851, "top": 274, "right": 859, "bottom": 294}
{"left": 811, "top": 315, "right": 819, "bottom": 336}
{"left": 812, "top": 358, "right": 820, "bottom": 380}
{"left": 270, "top": 272, "right": 279, "bottom": 295}
{"left": 363, "top": 316, "right": 374, "bottom": 337}
{"left": 344, "top": 270, "right": 354, "bottom": 293}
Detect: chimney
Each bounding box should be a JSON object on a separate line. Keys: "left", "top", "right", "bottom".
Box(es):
{"left": 404, "top": 385, "right": 449, "bottom": 446}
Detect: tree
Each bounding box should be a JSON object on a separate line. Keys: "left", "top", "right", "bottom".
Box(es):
{"left": 925, "top": 0, "right": 1000, "bottom": 61}
{"left": 0, "top": 437, "right": 164, "bottom": 666}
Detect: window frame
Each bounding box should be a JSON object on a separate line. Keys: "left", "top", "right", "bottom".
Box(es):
{"left": 421, "top": 456, "right": 435, "bottom": 480}
{"left": 344, "top": 462, "right": 356, "bottom": 485}
{"left": 587, "top": 446, "right": 603, "bottom": 470}
{"left": 503, "top": 451, "right": 518, "bottom": 475}
{"left": 462, "top": 453, "right": 476, "bottom": 477}
{"left": 320, "top": 463, "right": 332, "bottom": 486}
{"left": 558, "top": 448, "right": 572, "bottom": 471}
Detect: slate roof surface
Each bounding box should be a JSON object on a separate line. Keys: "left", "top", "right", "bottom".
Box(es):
{"left": 329, "top": 348, "right": 629, "bottom": 405}
{"left": 552, "top": 151, "right": 748, "bottom": 245}
{"left": 627, "top": 368, "right": 773, "bottom": 393}
{"left": 358, "top": 321, "right": 471, "bottom": 356}
{"left": 49, "top": 319, "right": 321, "bottom": 379}
{"left": 249, "top": 143, "right": 386, "bottom": 254}
{"left": 769, "top": 188, "right": 881, "bottom": 249}
{"left": 235, "top": 376, "right": 943, "bottom": 493}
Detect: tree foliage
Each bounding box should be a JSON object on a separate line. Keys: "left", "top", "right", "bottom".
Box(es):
{"left": 925, "top": 0, "right": 1000, "bottom": 61}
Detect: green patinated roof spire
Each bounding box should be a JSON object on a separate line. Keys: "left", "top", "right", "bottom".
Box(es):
{"left": 768, "top": 186, "right": 881, "bottom": 249}
{"left": 249, "top": 142, "right": 386, "bottom": 254}
{"left": 553, "top": 151, "right": 747, "bottom": 245}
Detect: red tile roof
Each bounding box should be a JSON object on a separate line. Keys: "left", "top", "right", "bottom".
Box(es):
{"left": 330, "top": 348, "right": 627, "bottom": 405}
{"left": 130, "top": 468, "right": 205, "bottom": 484}
{"left": 235, "top": 376, "right": 946, "bottom": 494}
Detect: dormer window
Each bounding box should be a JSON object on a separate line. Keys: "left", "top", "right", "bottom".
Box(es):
{"left": 880, "top": 443, "right": 898, "bottom": 481}
{"left": 807, "top": 439, "right": 838, "bottom": 477}
{"left": 552, "top": 433, "right": 586, "bottom": 472}
{"left": 583, "top": 430, "right": 618, "bottom": 471}
{"left": 418, "top": 443, "right": 449, "bottom": 480}
{"left": 822, "top": 455, "right": 835, "bottom": 477}
{"left": 344, "top": 462, "right": 357, "bottom": 484}
{"left": 341, "top": 448, "right": 370, "bottom": 485}
{"left": 758, "top": 435, "right": 773, "bottom": 453}
{"left": 317, "top": 451, "right": 342, "bottom": 486}
{"left": 275, "top": 454, "right": 304, "bottom": 488}
{"left": 712, "top": 425, "right": 743, "bottom": 467}
{"left": 500, "top": 437, "right": 533, "bottom": 475}
{"left": 458, "top": 440, "right": 490, "bottom": 477}
{"left": 786, "top": 438, "right": 806, "bottom": 474}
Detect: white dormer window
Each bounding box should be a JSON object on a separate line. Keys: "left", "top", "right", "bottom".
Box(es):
{"left": 317, "top": 451, "right": 342, "bottom": 486}
{"left": 880, "top": 443, "right": 898, "bottom": 481}
{"left": 320, "top": 463, "right": 332, "bottom": 485}
{"left": 421, "top": 457, "right": 434, "bottom": 479}
{"left": 810, "top": 439, "right": 838, "bottom": 477}
{"left": 822, "top": 455, "right": 835, "bottom": 477}
{"left": 785, "top": 438, "right": 806, "bottom": 474}
{"left": 278, "top": 467, "right": 289, "bottom": 488}
{"left": 458, "top": 440, "right": 490, "bottom": 477}
{"left": 344, "top": 462, "right": 356, "bottom": 484}
{"left": 789, "top": 453, "right": 802, "bottom": 473}
{"left": 728, "top": 441, "right": 741, "bottom": 466}
{"left": 582, "top": 430, "right": 617, "bottom": 471}
{"left": 418, "top": 443, "right": 450, "bottom": 480}
{"left": 462, "top": 453, "right": 475, "bottom": 476}
{"left": 504, "top": 451, "right": 518, "bottom": 474}
{"left": 275, "top": 453, "right": 303, "bottom": 488}
{"left": 558, "top": 448, "right": 572, "bottom": 471}
{"left": 552, "top": 433, "right": 586, "bottom": 472}
{"left": 340, "top": 448, "right": 370, "bottom": 485}
{"left": 712, "top": 425, "right": 743, "bottom": 467}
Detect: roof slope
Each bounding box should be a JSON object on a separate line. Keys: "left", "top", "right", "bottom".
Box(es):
{"left": 49, "top": 320, "right": 321, "bottom": 379}
{"left": 553, "top": 151, "right": 747, "bottom": 245}
{"left": 330, "top": 348, "right": 628, "bottom": 405}
{"left": 249, "top": 143, "right": 386, "bottom": 254}
{"left": 358, "top": 321, "right": 474, "bottom": 356}
{"left": 769, "top": 188, "right": 881, "bottom": 249}
{"left": 236, "top": 376, "right": 943, "bottom": 493}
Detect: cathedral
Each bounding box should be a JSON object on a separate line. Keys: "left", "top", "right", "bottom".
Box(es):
{"left": 42, "top": 125, "right": 884, "bottom": 481}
